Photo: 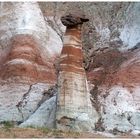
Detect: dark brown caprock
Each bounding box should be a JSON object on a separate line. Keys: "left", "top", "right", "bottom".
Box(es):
{"left": 61, "top": 14, "right": 89, "bottom": 27}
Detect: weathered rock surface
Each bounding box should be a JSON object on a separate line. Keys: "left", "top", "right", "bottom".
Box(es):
{"left": 0, "top": 35, "right": 56, "bottom": 84}
{"left": 0, "top": 2, "right": 62, "bottom": 127}
{"left": 88, "top": 47, "right": 140, "bottom": 133}
{"left": 20, "top": 96, "right": 57, "bottom": 128}
{"left": 0, "top": 83, "right": 52, "bottom": 122}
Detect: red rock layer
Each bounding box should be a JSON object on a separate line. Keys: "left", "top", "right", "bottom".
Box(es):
{"left": 87, "top": 49, "right": 126, "bottom": 86}
{"left": 0, "top": 34, "right": 56, "bottom": 84}
{"left": 87, "top": 48, "right": 140, "bottom": 88}
{"left": 104, "top": 49, "right": 140, "bottom": 87}
{"left": 59, "top": 26, "right": 85, "bottom": 74}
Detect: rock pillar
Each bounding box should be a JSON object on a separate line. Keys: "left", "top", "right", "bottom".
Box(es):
{"left": 56, "top": 14, "right": 97, "bottom": 131}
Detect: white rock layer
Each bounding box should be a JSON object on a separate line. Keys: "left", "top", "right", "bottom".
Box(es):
{"left": 98, "top": 86, "right": 140, "bottom": 132}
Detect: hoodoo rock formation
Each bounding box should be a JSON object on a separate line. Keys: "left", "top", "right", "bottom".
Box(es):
{"left": 56, "top": 14, "right": 98, "bottom": 131}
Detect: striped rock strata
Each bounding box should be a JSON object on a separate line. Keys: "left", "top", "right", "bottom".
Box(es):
{"left": 0, "top": 34, "right": 56, "bottom": 84}
{"left": 0, "top": 2, "right": 63, "bottom": 84}
{"left": 56, "top": 14, "right": 99, "bottom": 132}
{"left": 0, "top": 2, "right": 62, "bottom": 126}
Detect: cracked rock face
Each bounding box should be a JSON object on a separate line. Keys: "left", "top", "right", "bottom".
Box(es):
{"left": 19, "top": 96, "right": 57, "bottom": 128}
{"left": 0, "top": 83, "right": 51, "bottom": 122}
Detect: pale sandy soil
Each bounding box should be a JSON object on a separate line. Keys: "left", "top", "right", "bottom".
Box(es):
{"left": 0, "top": 127, "right": 139, "bottom": 138}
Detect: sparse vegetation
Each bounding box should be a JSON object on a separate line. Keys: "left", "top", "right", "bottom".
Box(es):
{"left": 2, "top": 121, "right": 15, "bottom": 130}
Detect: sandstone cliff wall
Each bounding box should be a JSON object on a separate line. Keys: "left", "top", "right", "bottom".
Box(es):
{"left": 0, "top": 2, "right": 62, "bottom": 127}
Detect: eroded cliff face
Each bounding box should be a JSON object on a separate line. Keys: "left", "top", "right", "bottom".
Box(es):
{"left": 88, "top": 47, "right": 140, "bottom": 133}
{"left": 85, "top": 11, "right": 140, "bottom": 132}
{"left": 0, "top": 2, "right": 62, "bottom": 127}
{"left": 0, "top": 1, "right": 140, "bottom": 136}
